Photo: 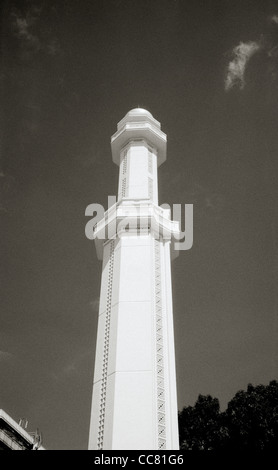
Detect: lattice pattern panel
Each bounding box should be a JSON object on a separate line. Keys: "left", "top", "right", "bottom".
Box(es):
{"left": 122, "top": 150, "right": 127, "bottom": 175}
{"left": 97, "top": 240, "right": 115, "bottom": 450}
{"left": 154, "top": 239, "right": 166, "bottom": 450}
{"left": 121, "top": 177, "right": 127, "bottom": 198}
{"left": 121, "top": 151, "right": 128, "bottom": 198}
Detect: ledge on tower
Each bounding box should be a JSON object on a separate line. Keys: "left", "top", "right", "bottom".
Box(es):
{"left": 111, "top": 108, "right": 167, "bottom": 167}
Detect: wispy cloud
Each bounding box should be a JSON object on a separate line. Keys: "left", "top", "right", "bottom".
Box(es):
{"left": 63, "top": 354, "right": 88, "bottom": 376}
{"left": 271, "top": 15, "right": 278, "bottom": 24}
{"left": 225, "top": 41, "right": 261, "bottom": 91}
{"left": 225, "top": 15, "right": 278, "bottom": 91}
{"left": 89, "top": 298, "right": 100, "bottom": 313}
{"left": 0, "top": 351, "right": 13, "bottom": 361}
{"left": 11, "top": 5, "right": 42, "bottom": 55}
{"left": 11, "top": 4, "right": 61, "bottom": 59}
{"left": 13, "top": 15, "right": 41, "bottom": 51}
{"left": 50, "top": 350, "right": 92, "bottom": 381}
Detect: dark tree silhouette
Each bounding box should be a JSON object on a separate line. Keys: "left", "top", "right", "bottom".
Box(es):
{"left": 178, "top": 380, "right": 278, "bottom": 450}
{"left": 178, "top": 394, "right": 229, "bottom": 450}
{"left": 223, "top": 380, "right": 278, "bottom": 450}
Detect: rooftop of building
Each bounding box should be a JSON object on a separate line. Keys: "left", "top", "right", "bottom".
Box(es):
{"left": 0, "top": 409, "right": 45, "bottom": 450}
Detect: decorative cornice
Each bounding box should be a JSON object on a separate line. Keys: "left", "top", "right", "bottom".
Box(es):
{"left": 92, "top": 200, "right": 180, "bottom": 260}
{"left": 111, "top": 117, "right": 166, "bottom": 167}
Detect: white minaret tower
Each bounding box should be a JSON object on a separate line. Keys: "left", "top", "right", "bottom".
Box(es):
{"left": 88, "top": 108, "right": 180, "bottom": 450}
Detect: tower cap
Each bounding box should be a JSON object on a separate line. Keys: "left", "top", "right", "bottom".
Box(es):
{"left": 111, "top": 108, "right": 167, "bottom": 166}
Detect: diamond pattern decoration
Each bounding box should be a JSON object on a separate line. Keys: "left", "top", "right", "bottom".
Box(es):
{"left": 123, "top": 150, "right": 127, "bottom": 174}
{"left": 121, "top": 152, "right": 128, "bottom": 198}
{"left": 121, "top": 177, "right": 127, "bottom": 197}
{"left": 97, "top": 240, "right": 115, "bottom": 450}
{"left": 154, "top": 239, "right": 166, "bottom": 449}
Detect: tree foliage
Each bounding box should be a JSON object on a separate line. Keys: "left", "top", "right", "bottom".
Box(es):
{"left": 178, "top": 394, "right": 229, "bottom": 450}
{"left": 178, "top": 380, "right": 278, "bottom": 450}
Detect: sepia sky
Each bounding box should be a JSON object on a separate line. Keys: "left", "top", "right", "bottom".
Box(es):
{"left": 1, "top": 0, "right": 278, "bottom": 449}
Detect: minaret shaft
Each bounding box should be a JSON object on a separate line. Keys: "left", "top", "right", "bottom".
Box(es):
{"left": 118, "top": 141, "right": 158, "bottom": 205}
{"left": 88, "top": 109, "right": 179, "bottom": 450}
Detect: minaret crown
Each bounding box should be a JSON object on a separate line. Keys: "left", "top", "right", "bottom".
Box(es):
{"left": 111, "top": 108, "right": 167, "bottom": 167}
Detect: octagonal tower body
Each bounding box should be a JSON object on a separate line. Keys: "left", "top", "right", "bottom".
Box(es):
{"left": 88, "top": 108, "right": 179, "bottom": 450}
